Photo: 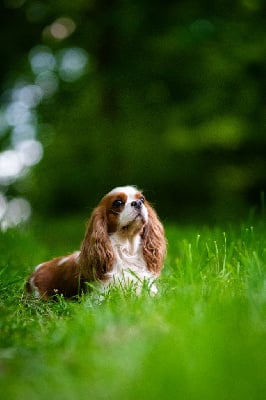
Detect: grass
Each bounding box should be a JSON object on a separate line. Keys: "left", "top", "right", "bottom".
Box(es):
{"left": 0, "top": 218, "right": 265, "bottom": 400}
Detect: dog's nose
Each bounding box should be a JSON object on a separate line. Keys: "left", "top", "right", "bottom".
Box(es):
{"left": 131, "top": 200, "right": 143, "bottom": 210}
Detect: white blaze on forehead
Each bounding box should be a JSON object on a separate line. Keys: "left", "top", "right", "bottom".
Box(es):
{"left": 108, "top": 186, "right": 148, "bottom": 229}
{"left": 108, "top": 186, "right": 141, "bottom": 202}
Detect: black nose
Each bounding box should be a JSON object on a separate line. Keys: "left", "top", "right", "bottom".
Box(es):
{"left": 131, "top": 200, "right": 143, "bottom": 210}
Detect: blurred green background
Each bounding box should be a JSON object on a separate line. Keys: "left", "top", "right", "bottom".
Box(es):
{"left": 0, "top": 0, "right": 265, "bottom": 227}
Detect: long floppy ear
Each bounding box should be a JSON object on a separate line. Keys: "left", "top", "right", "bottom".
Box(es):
{"left": 142, "top": 202, "right": 167, "bottom": 275}
{"left": 79, "top": 205, "right": 114, "bottom": 281}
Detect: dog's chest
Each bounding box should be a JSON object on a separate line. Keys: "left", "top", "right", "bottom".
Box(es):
{"left": 107, "top": 235, "right": 153, "bottom": 283}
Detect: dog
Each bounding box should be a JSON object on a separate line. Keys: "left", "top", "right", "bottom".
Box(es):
{"left": 26, "top": 186, "right": 166, "bottom": 299}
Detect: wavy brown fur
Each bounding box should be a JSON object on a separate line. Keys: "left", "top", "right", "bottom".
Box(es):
{"left": 79, "top": 205, "right": 114, "bottom": 281}
{"left": 142, "top": 203, "right": 167, "bottom": 274}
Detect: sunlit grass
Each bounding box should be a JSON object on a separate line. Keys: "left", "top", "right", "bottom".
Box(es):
{"left": 0, "top": 220, "right": 265, "bottom": 400}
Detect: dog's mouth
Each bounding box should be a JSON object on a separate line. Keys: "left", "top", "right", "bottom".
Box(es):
{"left": 134, "top": 212, "right": 143, "bottom": 220}
{"left": 121, "top": 213, "right": 146, "bottom": 231}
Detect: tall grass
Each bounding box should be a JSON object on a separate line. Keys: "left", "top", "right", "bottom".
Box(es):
{"left": 0, "top": 220, "right": 265, "bottom": 400}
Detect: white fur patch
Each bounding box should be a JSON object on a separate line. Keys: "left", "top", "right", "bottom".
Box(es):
{"left": 102, "top": 233, "right": 157, "bottom": 294}
{"left": 29, "top": 277, "right": 41, "bottom": 298}
{"left": 108, "top": 185, "right": 140, "bottom": 198}
{"left": 73, "top": 251, "right": 81, "bottom": 260}
{"left": 57, "top": 256, "right": 70, "bottom": 266}
{"left": 57, "top": 251, "right": 80, "bottom": 266}
{"left": 34, "top": 263, "right": 43, "bottom": 271}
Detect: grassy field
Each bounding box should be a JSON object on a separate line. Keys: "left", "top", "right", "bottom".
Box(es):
{"left": 0, "top": 218, "right": 265, "bottom": 400}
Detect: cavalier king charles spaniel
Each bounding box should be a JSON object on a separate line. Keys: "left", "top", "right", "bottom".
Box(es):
{"left": 26, "top": 186, "right": 166, "bottom": 299}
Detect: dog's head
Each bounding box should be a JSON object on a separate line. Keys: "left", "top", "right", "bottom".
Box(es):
{"left": 79, "top": 186, "right": 166, "bottom": 280}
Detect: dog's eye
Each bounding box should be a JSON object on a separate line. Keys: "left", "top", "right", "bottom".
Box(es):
{"left": 140, "top": 196, "right": 145, "bottom": 203}
{"left": 112, "top": 199, "right": 125, "bottom": 208}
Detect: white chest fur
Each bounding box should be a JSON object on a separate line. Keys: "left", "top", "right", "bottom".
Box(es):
{"left": 102, "top": 233, "right": 157, "bottom": 294}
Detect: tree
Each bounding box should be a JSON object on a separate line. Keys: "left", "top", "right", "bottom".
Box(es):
{"left": 0, "top": 0, "right": 265, "bottom": 225}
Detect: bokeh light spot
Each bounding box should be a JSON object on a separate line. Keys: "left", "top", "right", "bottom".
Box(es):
{"left": 29, "top": 46, "right": 56, "bottom": 75}
{"left": 50, "top": 17, "right": 76, "bottom": 40}
{"left": 0, "top": 150, "right": 23, "bottom": 184}
{"left": 57, "top": 48, "right": 89, "bottom": 82}
{"left": 0, "top": 197, "right": 31, "bottom": 231}
{"left": 35, "top": 71, "right": 59, "bottom": 98}
{"left": 16, "top": 139, "right": 43, "bottom": 166}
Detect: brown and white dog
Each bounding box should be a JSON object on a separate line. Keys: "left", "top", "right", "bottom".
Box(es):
{"left": 26, "top": 186, "right": 166, "bottom": 299}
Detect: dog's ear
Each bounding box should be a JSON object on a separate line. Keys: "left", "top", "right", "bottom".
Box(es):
{"left": 79, "top": 205, "right": 114, "bottom": 281}
{"left": 142, "top": 202, "right": 167, "bottom": 274}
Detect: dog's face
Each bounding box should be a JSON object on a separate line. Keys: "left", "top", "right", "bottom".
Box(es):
{"left": 105, "top": 186, "right": 149, "bottom": 235}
